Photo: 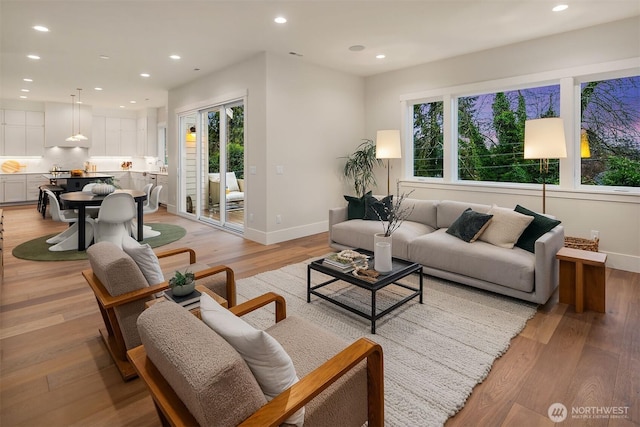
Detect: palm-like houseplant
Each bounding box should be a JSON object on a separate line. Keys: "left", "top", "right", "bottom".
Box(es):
{"left": 343, "top": 139, "right": 384, "bottom": 198}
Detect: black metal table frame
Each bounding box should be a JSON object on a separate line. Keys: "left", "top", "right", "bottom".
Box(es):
{"left": 307, "top": 255, "right": 423, "bottom": 334}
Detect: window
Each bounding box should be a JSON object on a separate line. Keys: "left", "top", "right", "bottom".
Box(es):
{"left": 457, "top": 85, "right": 560, "bottom": 184}
{"left": 412, "top": 101, "right": 443, "bottom": 178}
{"left": 580, "top": 75, "right": 640, "bottom": 188}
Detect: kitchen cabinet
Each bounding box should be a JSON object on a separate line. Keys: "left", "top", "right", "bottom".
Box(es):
{"left": 156, "top": 174, "right": 168, "bottom": 205}
{"left": 120, "top": 119, "right": 137, "bottom": 156}
{"left": 44, "top": 102, "right": 91, "bottom": 148}
{"left": 0, "top": 174, "right": 27, "bottom": 203}
{"left": 89, "top": 116, "right": 106, "bottom": 156}
{"left": 27, "top": 174, "right": 47, "bottom": 201}
{"left": 136, "top": 111, "right": 158, "bottom": 157}
{"left": 104, "top": 118, "right": 136, "bottom": 156}
{"left": 1, "top": 110, "right": 44, "bottom": 156}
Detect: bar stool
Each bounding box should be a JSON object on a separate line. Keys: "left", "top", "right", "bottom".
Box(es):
{"left": 39, "top": 185, "right": 64, "bottom": 218}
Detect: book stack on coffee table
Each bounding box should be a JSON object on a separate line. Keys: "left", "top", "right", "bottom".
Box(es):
{"left": 164, "top": 289, "right": 202, "bottom": 311}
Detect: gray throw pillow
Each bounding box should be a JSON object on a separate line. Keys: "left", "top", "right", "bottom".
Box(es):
{"left": 446, "top": 208, "right": 493, "bottom": 242}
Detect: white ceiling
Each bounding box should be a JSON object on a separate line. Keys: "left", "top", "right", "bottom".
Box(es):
{"left": 2, "top": 1, "right": 639, "bottom": 110}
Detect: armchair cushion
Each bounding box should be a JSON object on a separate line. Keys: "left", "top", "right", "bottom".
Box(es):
{"left": 122, "top": 237, "right": 164, "bottom": 285}
{"left": 200, "top": 293, "right": 304, "bottom": 426}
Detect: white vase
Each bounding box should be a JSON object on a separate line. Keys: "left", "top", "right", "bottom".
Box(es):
{"left": 374, "top": 233, "right": 393, "bottom": 274}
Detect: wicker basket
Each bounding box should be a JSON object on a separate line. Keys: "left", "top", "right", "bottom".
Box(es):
{"left": 564, "top": 236, "right": 599, "bottom": 252}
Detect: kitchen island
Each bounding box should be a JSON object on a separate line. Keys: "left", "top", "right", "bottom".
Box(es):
{"left": 43, "top": 173, "right": 114, "bottom": 192}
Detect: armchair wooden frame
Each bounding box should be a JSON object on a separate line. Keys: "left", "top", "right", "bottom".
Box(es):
{"left": 127, "top": 292, "right": 385, "bottom": 427}
{"left": 82, "top": 247, "right": 237, "bottom": 380}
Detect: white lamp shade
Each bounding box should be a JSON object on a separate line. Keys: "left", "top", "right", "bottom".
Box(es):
{"left": 376, "top": 129, "right": 402, "bottom": 159}
{"left": 524, "top": 118, "right": 567, "bottom": 159}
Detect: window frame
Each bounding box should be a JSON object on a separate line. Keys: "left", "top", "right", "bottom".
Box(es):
{"left": 400, "top": 58, "right": 639, "bottom": 196}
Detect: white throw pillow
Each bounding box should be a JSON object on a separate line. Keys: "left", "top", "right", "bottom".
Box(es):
{"left": 479, "top": 205, "right": 534, "bottom": 249}
{"left": 200, "top": 293, "right": 305, "bottom": 426}
{"left": 122, "top": 236, "right": 165, "bottom": 285}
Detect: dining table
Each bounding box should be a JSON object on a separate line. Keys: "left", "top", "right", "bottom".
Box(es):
{"left": 59, "top": 189, "right": 147, "bottom": 251}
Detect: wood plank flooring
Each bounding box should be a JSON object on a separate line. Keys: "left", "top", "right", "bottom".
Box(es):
{"left": 1, "top": 204, "right": 637, "bottom": 426}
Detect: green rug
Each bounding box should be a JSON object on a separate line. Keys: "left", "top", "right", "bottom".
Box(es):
{"left": 12, "top": 223, "right": 187, "bottom": 262}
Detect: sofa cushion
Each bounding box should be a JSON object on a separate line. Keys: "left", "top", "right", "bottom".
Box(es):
{"left": 479, "top": 205, "right": 534, "bottom": 249}
{"left": 514, "top": 204, "right": 562, "bottom": 253}
{"left": 436, "top": 200, "right": 491, "bottom": 229}
{"left": 200, "top": 293, "right": 304, "bottom": 426}
{"left": 409, "top": 229, "right": 535, "bottom": 292}
{"left": 343, "top": 191, "right": 371, "bottom": 220}
{"left": 331, "top": 219, "right": 434, "bottom": 260}
{"left": 363, "top": 194, "right": 392, "bottom": 221}
{"left": 137, "top": 301, "right": 267, "bottom": 426}
{"left": 446, "top": 208, "right": 493, "bottom": 242}
{"left": 267, "top": 316, "right": 368, "bottom": 427}
{"left": 404, "top": 199, "right": 439, "bottom": 229}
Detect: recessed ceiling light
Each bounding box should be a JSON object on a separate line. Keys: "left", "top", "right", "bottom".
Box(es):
{"left": 94, "top": 87, "right": 103, "bottom": 91}
{"left": 274, "top": 16, "right": 287, "bottom": 24}
{"left": 376, "top": 54, "right": 386, "bottom": 59}
{"left": 140, "top": 73, "right": 150, "bottom": 78}
{"left": 170, "top": 54, "right": 181, "bottom": 60}
{"left": 23, "top": 78, "right": 33, "bottom": 82}
{"left": 119, "top": 105, "right": 125, "bottom": 108}
{"left": 99, "top": 55, "right": 110, "bottom": 60}
{"left": 27, "top": 54, "right": 40, "bottom": 60}
{"left": 552, "top": 4, "right": 569, "bottom": 11}
{"left": 20, "top": 95, "right": 28, "bottom": 99}
{"left": 33, "top": 25, "right": 49, "bottom": 32}
{"left": 21, "top": 89, "right": 29, "bottom": 92}
{"left": 349, "top": 45, "right": 366, "bottom": 52}
{"left": 130, "top": 100, "right": 136, "bottom": 104}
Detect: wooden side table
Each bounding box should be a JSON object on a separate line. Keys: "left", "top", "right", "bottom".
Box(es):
{"left": 146, "top": 285, "right": 228, "bottom": 319}
{"left": 556, "top": 247, "right": 607, "bottom": 313}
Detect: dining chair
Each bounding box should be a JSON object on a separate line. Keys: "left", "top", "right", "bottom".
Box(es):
{"left": 81, "top": 183, "right": 101, "bottom": 218}
{"left": 44, "top": 189, "right": 94, "bottom": 251}
{"left": 131, "top": 185, "right": 163, "bottom": 239}
{"left": 89, "top": 192, "right": 137, "bottom": 248}
{"left": 142, "top": 183, "right": 153, "bottom": 209}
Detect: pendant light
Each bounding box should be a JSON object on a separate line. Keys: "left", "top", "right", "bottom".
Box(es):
{"left": 65, "top": 94, "right": 79, "bottom": 142}
{"left": 73, "top": 88, "right": 88, "bottom": 141}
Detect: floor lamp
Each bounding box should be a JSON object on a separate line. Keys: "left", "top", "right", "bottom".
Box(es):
{"left": 524, "top": 118, "right": 567, "bottom": 214}
{"left": 376, "top": 130, "right": 402, "bottom": 195}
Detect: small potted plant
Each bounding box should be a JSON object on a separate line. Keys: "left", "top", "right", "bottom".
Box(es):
{"left": 169, "top": 269, "right": 196, "bottom": 296}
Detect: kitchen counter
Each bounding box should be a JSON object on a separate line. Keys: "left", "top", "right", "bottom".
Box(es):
{"left": 42, "top": 172, "right": 114, "bottom": 180}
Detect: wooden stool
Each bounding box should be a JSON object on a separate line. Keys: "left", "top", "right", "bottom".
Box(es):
{"left": 39, "top": 185, "right": 64, "bottom": 218}
{"left": 556, "top": 247, "right": 607, "bottom": 313}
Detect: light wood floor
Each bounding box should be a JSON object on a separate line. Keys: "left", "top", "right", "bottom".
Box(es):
{"left": 0, "top": 204, "right": 637, "bottom": 426}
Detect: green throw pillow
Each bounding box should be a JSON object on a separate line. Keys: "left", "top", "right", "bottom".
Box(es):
{"left": 363, "top": 194, "right": 393, "bottom": 221}
{"left": 446, "top": 208, "right": 494, "bottom": 242}
{"left": 514, "top": 205, "right": 562, "bottom": 253}
{"left": 344, "top": 191, "right": 372, "bottom": 220}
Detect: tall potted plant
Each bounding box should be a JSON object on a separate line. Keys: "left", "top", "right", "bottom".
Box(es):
{"left": 343, "top": 139, "right": 384, "bottom": 198}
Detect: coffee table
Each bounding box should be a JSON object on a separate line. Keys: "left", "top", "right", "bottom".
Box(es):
{"left": 307, "top": 250, "right": 423, "bottom": 333}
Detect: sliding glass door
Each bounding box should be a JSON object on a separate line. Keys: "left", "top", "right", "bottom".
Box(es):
{"left": 179, "top": 100, "right": 245, "bottom": 232}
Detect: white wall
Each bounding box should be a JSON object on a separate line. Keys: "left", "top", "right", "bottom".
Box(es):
{"left": 263, "top": 53, "right": 365, "bottom": 244}
{"left": 364, "top": 17, "right": 640, "bottom": 272}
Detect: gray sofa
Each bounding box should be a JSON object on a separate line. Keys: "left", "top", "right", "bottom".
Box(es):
{"left": 329, "top": 199, "right": 564, "bottom": 304}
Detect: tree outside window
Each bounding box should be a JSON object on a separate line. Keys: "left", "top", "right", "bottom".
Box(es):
{"left": 457, "top": 85, "right": 560, "bottom": 184}
{"left": 413, "top": 101, "right": 443, "bottom": 178}
{"left": 581, "top": 76, "right": 640, "bottom": 188}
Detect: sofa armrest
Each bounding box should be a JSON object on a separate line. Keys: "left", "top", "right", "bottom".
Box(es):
{"left": 329, "top": 207, "right": 348, "bottom": 246}
{"left": 533, "top": 225, "right": 565, "bottom": 303}
{"left": 239, "top": 337, "right": 384, "bottom": 427}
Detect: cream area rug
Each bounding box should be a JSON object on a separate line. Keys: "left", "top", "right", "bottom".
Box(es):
{"left": 235, "top": 259, "right": 538, "bottom": 426}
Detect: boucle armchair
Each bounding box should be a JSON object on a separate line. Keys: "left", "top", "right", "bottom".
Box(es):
{"left": 128, "top": 293, "right": 384, "bottom": 426}
{"left": 82, "top": 241, "right": 237, "bottom": 380}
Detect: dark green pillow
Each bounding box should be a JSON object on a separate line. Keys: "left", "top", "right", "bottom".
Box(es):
{"left": 514, "top": 205, "right": 562, "bottom": 253}
{"left": 344, "top": 191, "right": 372, "bottom": 220}
{"left": 363, "top": 194, "right": 393, "bottom": 221}
{"left": 446, "top": 208, "right": 494, "bottom": 242}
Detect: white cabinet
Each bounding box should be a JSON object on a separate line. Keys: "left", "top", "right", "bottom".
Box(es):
{"left": 0, "top": 174, "right": 27, "bottom": 203}
{"left": 105, "top": 117, "right": 121, "bottom": 156}
{"left": 89, "top": 116, "right": 106, "bottom": 156}
{"left": 103, "top": 117, "right": 136, "bottom": 156}
{"left": 136, "top": 112, "right": 158, "bottom": 157}
{"left": 156, "top": 174, "right": 168, "bottom": 205}
{"left": 137, "top": 117, "right": 147, "bottom": 156}
{"left": 1, "top": 110, "right": 44, "bottom": 156}
{"left": 27, "top": 174, "right": 47, "bottom": 201}
{"left": 44, "top": 102, "right": 91, "bottom": 148}
{"left": 120, "top": 119, "right": 137, "bottom": 156}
